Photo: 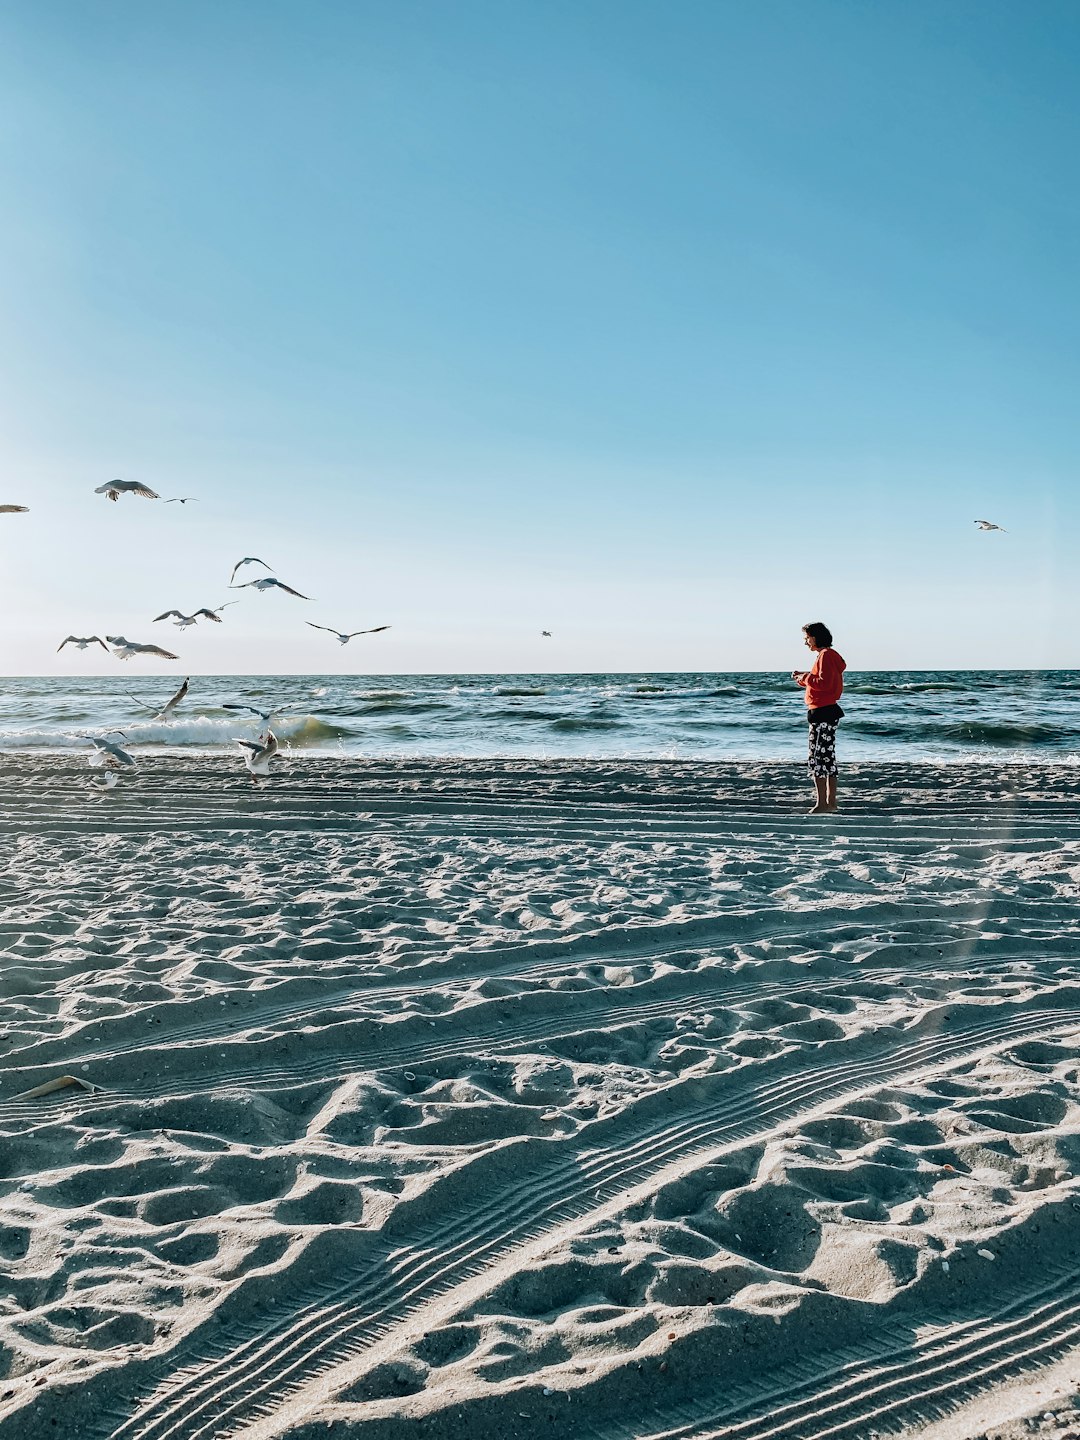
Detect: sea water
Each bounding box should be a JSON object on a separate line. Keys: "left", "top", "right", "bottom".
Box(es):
{"left": 1, "top": 671, "right": 1078, "bottom": 763}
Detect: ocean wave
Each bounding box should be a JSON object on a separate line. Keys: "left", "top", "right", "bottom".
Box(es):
{"left": 3, "top": 671, "right": 1080, "bottom": 762}
{"left": 490, "top": 707, "right": 563, "bottom": 722}
{"left": 353, "top": 699, "right": 451, "bottom": 715}
{"left": 846, "top": 717, "right": 1080, "bottom": 747}
{"left": 853, "top": 682, "right": 965, "bottom": 696}
{"left": 0, "top": 713, "right": 350, "bottom": 751}
{"left": 938, "top": 721, "right": 1080, "bottom": 747}
{"left": 548, "top": 716, "right": 626, "bottom": 731}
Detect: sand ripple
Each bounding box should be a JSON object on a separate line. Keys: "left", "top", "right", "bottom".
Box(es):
{"left": 1, "top": 758, "right": 1080, "bottom": 1439}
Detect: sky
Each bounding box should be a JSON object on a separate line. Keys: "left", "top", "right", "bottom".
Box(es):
{"left": 1, "top": 0, "right": 1078, "bottom": 676}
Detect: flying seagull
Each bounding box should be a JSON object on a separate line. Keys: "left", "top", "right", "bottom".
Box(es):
{"left": 154, "top": 610, "right": 204, "bottom": 630}
{"left": 229, "top": 557, "right": 273, "bottom": 584}
{"left": 223, "top": 701, "right": 295, "bottom": 725}
{"left": 305, "top": 623, "right": 391, "bottom": 646}
{"left": 57, "top": 635, "right": 109, "bottom": 653}
{"left": 541, "top": 630, "right": 552, "bottom": 637}
{"left": 0, "top": 505, "right": 28, "bottom": 514}
{"left": 95, "top": 479, "right": 160, "bottom": 502}
{"left": 236, "top": 730, "right": 279, "bottom": 783}
{"left": 127, "top": 677, "right": 190, "bottom": 721}
{"left": 164, "top": 497, "right": 198, "bottom": 504}
{"left": 106, "top": 635, "right": 179, "bottom": 661}
{"left": 84, "top": 734, "right": 136, "bottom": 768}
{"left": 230, "top": 577, "right": 312, "bottom": 599}
{"left": 974, "top": 520, "right": 1007, "bottom": 532}
{"left": 223, "top": 700, "right": 296, "bottom": 744}
{"left": 154, "top": 605, "right": 235, "bottom": 629}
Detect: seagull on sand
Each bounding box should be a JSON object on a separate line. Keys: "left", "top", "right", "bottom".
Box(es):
{"left": 58, "top": 635, "right": 109, "bottom": 653}
{"left": 106, "top": 636, "right": 179, "bottom": 661}
{"left": 305, "top": 623, "right": 391, "bottom": 646}
{"left": 236, "top": 730, "right": 279, "bottom": 783}
{"left": 154, "top": 605, "right": 236, "bottom": 628}
{"left": 0, "top": 505, "right": 28, "bottom": 514}
{"left": 89, "top": 769, "right": 121, "bottom": 792}
{"left": 127, "top": 677, "right": 190, "bottom": 721}
{"left": 230, "top": 576, "right": 312, "bottom": 599}
{"left": 974, "top": 520, "right": 1007, "bottom": 532}
{"left": 95, "top": 480, "right": 160, "bottom": 502}
{"left": 84, "top": 734, "right": 137, "bottom": 768}
{"left": 229, "top": 557, "right": 273, "bottom": 584}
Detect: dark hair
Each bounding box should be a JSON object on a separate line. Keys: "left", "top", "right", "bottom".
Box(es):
{"left": 802, "top": 621, "right": 833, "bottom": 649}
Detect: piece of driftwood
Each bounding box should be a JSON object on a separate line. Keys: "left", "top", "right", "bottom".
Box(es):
{"left": 8, "top": 1075, "right": 102, "bottom": 1101}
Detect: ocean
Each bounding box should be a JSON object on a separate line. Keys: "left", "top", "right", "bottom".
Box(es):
{"left": 2, "top": 670, "right": 1079, "bottom": 764}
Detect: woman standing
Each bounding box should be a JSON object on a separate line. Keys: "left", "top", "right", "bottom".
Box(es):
{"left": 792, "top": 622, "right": 846, "bottom": 813}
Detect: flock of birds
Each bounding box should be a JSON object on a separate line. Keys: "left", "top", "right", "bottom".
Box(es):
{"left": 56, "top": 545, "right": 389, "bottom": 662}
{"left": 7, "top": 480, "right": 406, "bottom": 787}
{"left": 3, "top": 487, "right": 1007, "bottom": 787}
{"left": 82, "top": 683, "right": 284, "bottom": 787}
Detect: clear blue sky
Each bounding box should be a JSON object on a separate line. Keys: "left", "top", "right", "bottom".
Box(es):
{"left": 1, "top": 0, "right": 1078, "bottom": 674}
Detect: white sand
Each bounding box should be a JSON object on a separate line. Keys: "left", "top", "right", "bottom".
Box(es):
{"left": 1, "top": 756, "right": 1080, "bottom": 1439}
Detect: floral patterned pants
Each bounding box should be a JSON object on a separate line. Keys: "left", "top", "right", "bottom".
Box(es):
{"left": 807, "top": 721, "right": 838, "bottom": 777}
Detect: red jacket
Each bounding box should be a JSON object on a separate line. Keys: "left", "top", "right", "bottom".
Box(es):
{"left": 797, "top": 648, "right": 845, "bottom": 707}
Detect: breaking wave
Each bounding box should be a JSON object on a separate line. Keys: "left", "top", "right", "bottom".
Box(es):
{"left": 2, "top": 670, "right": 1080, "bottom": 761}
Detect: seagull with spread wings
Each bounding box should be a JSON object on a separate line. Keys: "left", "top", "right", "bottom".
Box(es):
{"left": 84, "top": 733, "right": 137, "bottom": 769}
{"left": 95, "top": 479, "right": 160, "bottom": 502}
{"left": 223, "top": 701, "right": 296, "bottom": 726}
{"left": 106, "top": 636, "right": 179, "bottom": 661}
{"left": 223, "top": 700, "right": 297, "bottom": 746}
{"left": 154, "top": 604, "right": 236, "bottom": 629}
{"left": 229, "top": 557, "right": 273, "bottom": 584}
{"left": 164, "top": 497, "right": 198, "bottom": 504}
{"left": 0, "top": 505, "right": 28, "bottom": 514}
{"left": 974, "top": 520, "right": 1007, "bottom": 532}
{"left": 127, "top": 677, "right": 190, "bottom": 722}
{"left": 58, "top": 635, "right": 109, "bottom": 653}
{"left": 305, "top": 623, "right": 391, "bottom": 646}
{"left": 236, "top": 730, "right": 279, "bottom": 783}
{"left": 230, "top": 576, "right": 312, "bottom": 599}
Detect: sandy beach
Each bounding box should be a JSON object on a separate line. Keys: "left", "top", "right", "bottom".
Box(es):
{"left": 3, "top": 756, "right": 1080, "bottom": 1439}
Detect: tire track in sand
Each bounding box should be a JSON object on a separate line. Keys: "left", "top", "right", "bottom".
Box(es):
{"left": 611, "top": 1257, "right": 1080, "bottom": 1440}
{"left": 3, "top": 940, "right": 1050, "bottom": 1123}
{"left": 97, "top": 1005, "right": 1077, "bottom": 1440}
